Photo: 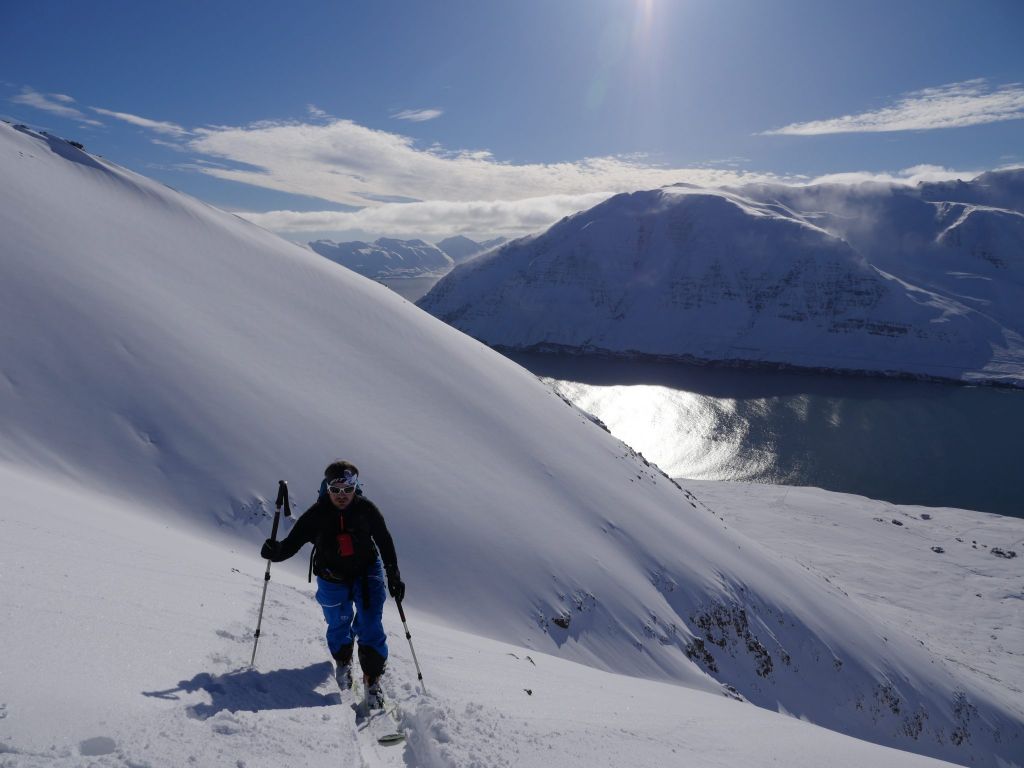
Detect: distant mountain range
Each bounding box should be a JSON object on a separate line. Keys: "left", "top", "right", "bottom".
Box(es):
{"left": 309, "top": 235, "right": 506, "bottom": 278}
{"left": 419, "top": 169, "right": 1024, "bottom": 387}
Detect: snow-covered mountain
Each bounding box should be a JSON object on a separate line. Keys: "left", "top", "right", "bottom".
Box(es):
{"left": 2, "top": 122, "right": 1021, "bottom": 767}
{"left": 734, "top": 172, "right": 1024, "bottom": 326}
{"left": 309, "top": 237, "right": 454, "bottom": 278}
{"left": 419, "top": 171, "right": 1024, "bottom": 387}
{"left": 436, "top": 235, "right": 507, "bottom": 264}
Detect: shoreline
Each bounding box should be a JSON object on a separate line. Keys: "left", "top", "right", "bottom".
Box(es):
{"left": 494, "top": 342, "right": 1024, "bottom": 391}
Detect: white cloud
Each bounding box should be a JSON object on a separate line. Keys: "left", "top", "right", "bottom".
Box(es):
{"left": 90, "top": 107, "right": 189, "bottom": 137}
{"left": 803, "top": 164, "right": 981, "bottom": 187}
{"left": 186, "top": 118, "right": 779, "bottom": 209}
{"left": 392, "top": 108, "right": 444, "bottom": 122}
{"left": 762, "top": 79, "right": 1024, "bottom": 136}
{"left": 238, "top": 165, "right": 984, "bottom": 240}
{"left": 13, "top": 86, "right": 992, "bottom": 243}
{"left": 150, "top": 138, "right": 190, "bottom": 152}
{"left": 188, "top": 116, "right": 991, "bottom": 240}
{"left": 236, "top": 193, "right": 614, "bottom": 239}
{"left": 10, "top": 87, "right": 103, "bottom": 126}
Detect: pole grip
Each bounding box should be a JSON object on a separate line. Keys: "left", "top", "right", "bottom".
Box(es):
{"left": 270, "top": 480, "right": 288, "bottom": 540}
{"left": 281, "top": 481, "right": 289, "bottom": 520}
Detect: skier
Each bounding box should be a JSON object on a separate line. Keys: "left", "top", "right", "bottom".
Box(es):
{"left": 260, "top": 460, "right": 405, "bottom": 708}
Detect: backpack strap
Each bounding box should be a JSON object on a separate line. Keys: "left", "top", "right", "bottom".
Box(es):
{"left": 308, "top": 544, "right": 316, "bottom": 583}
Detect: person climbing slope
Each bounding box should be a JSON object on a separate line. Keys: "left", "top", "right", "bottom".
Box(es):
{"left": 260, "top": 460, "right": 405, "bottom": 708}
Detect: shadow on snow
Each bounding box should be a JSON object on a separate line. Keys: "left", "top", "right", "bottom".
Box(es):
{"left": 143, "top": 661, "right": 341, "bottom": 719}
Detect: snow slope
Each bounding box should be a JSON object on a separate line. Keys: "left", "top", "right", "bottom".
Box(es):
{"left": 309, "top": 237, "right": 453, "bottom": 278}
{"left": 419, "top": 174, "right": 1024, "bottom": 387}
{"left": 688, "top": 481, "right": 1024, "bottom": 698}
{"left": 1, "top": 123, "right": 1020, "bottom": 765}
{"left": 0, "top": 464, "right": 960, "bottom": 768}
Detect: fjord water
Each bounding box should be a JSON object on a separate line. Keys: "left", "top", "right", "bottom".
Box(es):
{"left": 508, "top": 352, "right": 1022, "bottom": 517}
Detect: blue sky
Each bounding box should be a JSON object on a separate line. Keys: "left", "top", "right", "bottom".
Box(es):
{"left": 3, "top": 0, "right": 1023, "bottom": 242}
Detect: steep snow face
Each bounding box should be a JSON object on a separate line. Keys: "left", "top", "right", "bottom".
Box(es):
{"left": 309, "top": 237, "right": 454, "bottom": 277}
{"left": 1, "top": 123, "right": 1020, "bottom": 765}
{"left": 419, "top": 179, "right": 1024, "bottom": 386}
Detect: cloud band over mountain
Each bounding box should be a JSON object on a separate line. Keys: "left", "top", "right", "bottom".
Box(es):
{"left": 6, "top": 84, "right": 993, "bottom": 239}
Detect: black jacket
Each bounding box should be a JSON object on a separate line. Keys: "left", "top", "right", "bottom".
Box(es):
{"left": 268, "top": 494, "right": 398, "bottom": 582}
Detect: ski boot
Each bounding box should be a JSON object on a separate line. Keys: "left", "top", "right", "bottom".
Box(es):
{"left": 332, "top": 644, "right": 354, "bottom": 691}
{"left": 335, "top": 663, "right": 353, "bottom": 691}
{"left": 364, "top": 675, "right": 385, "bottom": 710}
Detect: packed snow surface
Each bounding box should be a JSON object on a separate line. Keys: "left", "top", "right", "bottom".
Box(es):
{"left": 419, "top": 173, "right": 1024, "bottom": 387}
{"left": 1, "top": 123, "right": 1021, "bottom": 766}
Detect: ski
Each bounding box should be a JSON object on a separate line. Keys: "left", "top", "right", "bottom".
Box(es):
{"left": 350, "top": 676, "right": 406, "bottom": 746}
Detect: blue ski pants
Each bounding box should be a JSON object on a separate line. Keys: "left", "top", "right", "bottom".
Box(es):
{"left": 315, "top": 559, "right": 388, "bottom": 663}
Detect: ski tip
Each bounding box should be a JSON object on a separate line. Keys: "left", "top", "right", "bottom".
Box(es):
{"left": 377, "top": 733, "right": 406, "bottom": 746}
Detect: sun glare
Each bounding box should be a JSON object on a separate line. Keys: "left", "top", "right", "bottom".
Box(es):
{"left": 635, "top": 0, "right": 656, "bottom": 36}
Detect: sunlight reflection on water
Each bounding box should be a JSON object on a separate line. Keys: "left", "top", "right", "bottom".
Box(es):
{"left": 550, "top": 381, "right": 775, "bottom": 482}
{"left": 508, "top": 353, "right": 1022, "bottom": 516}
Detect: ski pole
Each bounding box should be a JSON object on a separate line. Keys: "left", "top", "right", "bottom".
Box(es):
{"left": 250, "top": 480, "right": 288, "bottom": 667}
{"left": 396, "top": 599, "right": 426, "bottom": 694}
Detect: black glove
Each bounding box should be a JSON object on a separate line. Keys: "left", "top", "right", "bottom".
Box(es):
{"left": 260, "top": 538, "right": 281, "bottom": 561}
{"left": 385, "top": 564, "right": 405, "bottom": 602}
